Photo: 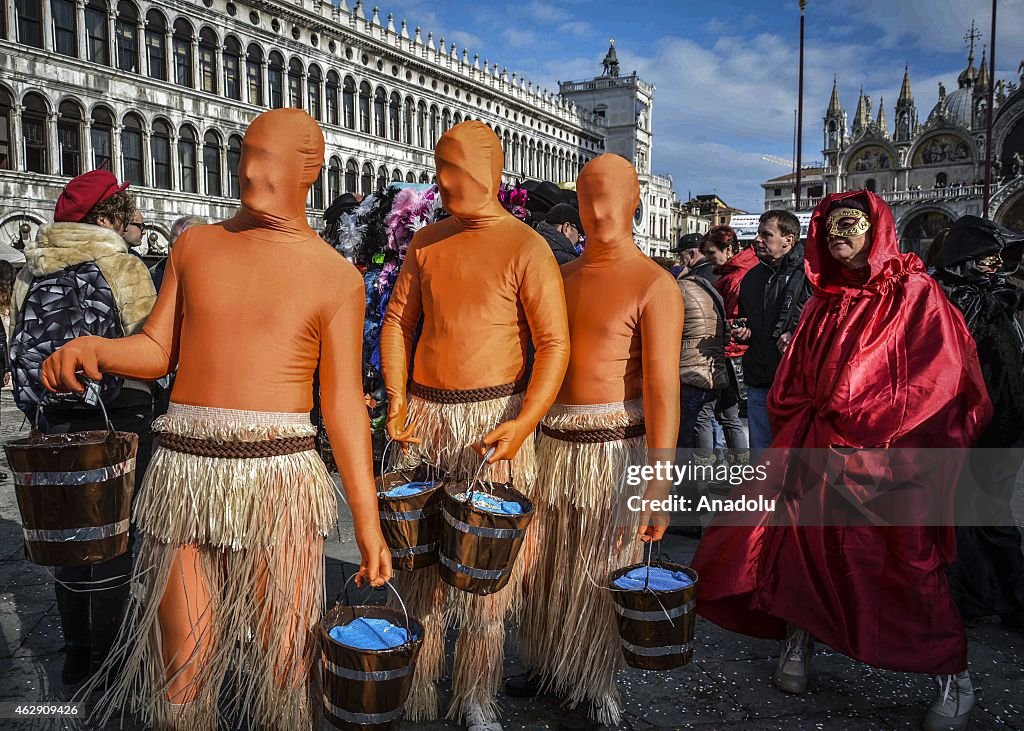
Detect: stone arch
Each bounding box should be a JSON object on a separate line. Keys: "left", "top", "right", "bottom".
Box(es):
{"left": 897, "top": 205, "right": 956, "bottom": 257}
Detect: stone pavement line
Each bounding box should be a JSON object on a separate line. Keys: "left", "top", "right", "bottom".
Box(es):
{"left": 0, "top": 389, "right": 1021, "bottom": 729}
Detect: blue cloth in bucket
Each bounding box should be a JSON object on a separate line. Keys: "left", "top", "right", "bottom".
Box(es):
{"left": 329, "top": 617, "right": 409, "bottom": 650}
{"left": 455, "top": 491, "right": 523, "bottom": 515}
{"left": 384, "top": 481, "right": 434, "bottom": 498}
{"left": 613, "top": 566, "right": 693, "bottom": 592}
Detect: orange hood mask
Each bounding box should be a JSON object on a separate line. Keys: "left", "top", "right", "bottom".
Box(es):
{"left": 577, "top": 154, "right": 641, "bottom": 264}
{"left": 227, "top": 108, "right": 325, "bottom": 241}
{"left": 435, "top": 121, "right": 507, "bottom": 228}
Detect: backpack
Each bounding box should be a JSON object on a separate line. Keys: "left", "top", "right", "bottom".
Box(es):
{"left": 10, "top": 261, "right": 125, "bottom": 414}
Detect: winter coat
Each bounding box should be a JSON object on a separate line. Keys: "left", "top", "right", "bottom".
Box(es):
{"left": 738, "top": 243, "right": 811, "bottom": 388}
{"left": 678, "top": 275, "right": 728, "bottom": 390}
{"left": 534, "top": 220, "right": 579, "bottom": 265}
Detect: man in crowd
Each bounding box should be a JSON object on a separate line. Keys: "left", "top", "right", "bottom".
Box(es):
{"left": 731, "top": 210, "right": 810, "bottom": 450}
{"left": 535, "top": 203, "right": 582, "bottom": 265}
{"left": 675, "top": 232, "right": 719, "bottom": 283}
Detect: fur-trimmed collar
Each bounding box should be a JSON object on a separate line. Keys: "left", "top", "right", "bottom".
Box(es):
{"left": 13, "top": 223, "right": 157, "bottom": 335}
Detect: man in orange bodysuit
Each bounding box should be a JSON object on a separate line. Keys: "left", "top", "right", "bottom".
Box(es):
{"left": 380, "top": 120, "right": 569, "bottom": 730}
{"left": 42, "top": 108, "right": 390, "bottom": 730}
{"left": 515, "top": 154, "right": 683, "bottom": 729}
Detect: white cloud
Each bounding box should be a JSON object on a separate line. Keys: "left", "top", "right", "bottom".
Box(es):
{"left": 502, "top": 28, "right": 541, "bottom": 49}
{"left": 448, "top": 30, "right": 484, "bottom": 51}
{"left": 558, "top": 20, "right": 595, "bottom": 38}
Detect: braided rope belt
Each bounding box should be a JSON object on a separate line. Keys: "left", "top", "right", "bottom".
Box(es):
{"left": 409, "top": 378, "right": 528, "bottom": 404}
{"left": 157, "top": 432, "right": 316, "bottom": 459}
{"left": 541, "top": 423, "right": 646, "bottom": 444}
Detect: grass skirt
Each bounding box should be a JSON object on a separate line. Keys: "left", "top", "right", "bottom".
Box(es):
{"left": 392, "top": 391, "right": 535, "bottom": 723}
{"left": 83, "top": 404, "right": 338, "bottom": 731}
{"left": 521, "top": 399, "right": 646, "bottom": 726}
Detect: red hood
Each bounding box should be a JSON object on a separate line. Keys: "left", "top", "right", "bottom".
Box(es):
{"left": 806, "top": 190, "right": 922, "bottom": 296}
{"left": 717, "top": 246, "right": 758, "bottom": 276}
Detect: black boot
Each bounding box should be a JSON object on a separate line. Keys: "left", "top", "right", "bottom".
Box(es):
{"left": 88, "top": 553, "right": 131, "bottom": 676}
{"left": 54, "top": 571, "right": 92, "bottom": 686}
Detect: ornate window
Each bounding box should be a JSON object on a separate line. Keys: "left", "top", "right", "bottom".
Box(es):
{"left": 0, "top": 89, "right": 13, "bottom": 170}
{"left": 151, "top": 119, "right": 172, "bottom": 189}
{"left": 388, "top": 92, "right": 400, "bottom": 141}
{"left": 344, "top": 159, "right": 357, "bottom": 193}
{"left": 287, "top": 58, "right": 303, "bottom": 108}
{"left": 86, "top": 0, "right": 110, "bottom": 65}
{"left": 198, "top": 27, "right": 218, "bottom": 93}
{"left": 342, "top": 76, "right": 355, "bottom": 129}
{"left": 121, "top": 113, "right": 144, "bottom": 185}
{"left": 52, "top": 0, "right": 77, "bottom": 57}
{"left": 245, "top": 44, "right": 263, "bottom": 106}
{"left": 145, "top": 10, "right": 167, "bottom": 80}
{"left": 178, "top": 125, "right": 197, "bottom": 193}
{"left": 374, "top": 87, "right": 386, "bottom": 138}
{"left": 223, "top": 37, "right": 242, "bottom": 100}
{"left": 360, "top": 161, "right": 372, "bottom": 195}
{"left": 91, "top": 107, "right": 114, "bottom": 171}
{"left": 16, "top": 0, "right": 43, "bottom": 48}
{"left": 328, "top": 157, "right": 341, "bottom": 201}
{"left": 57, "top": 100, "right": 82, "bottom": 177}
{"left": 227, "top": 134, "right": 242, "bottom": 197}
{"left": 204, "top": 130, "right": 222, "bottom": 197}
{"left": 172, "top": 19, "right": 193, "bottom": 87}
{"left": 22, "top": 93, "right": 49, "bottom": 173}
{"left": 307, "top": 65, "right": 322, "bottom": 120}
{"left": 268, "top": 52, "right": 284, "bottom": 109}
{"left": 115, "top": 1, "right": 139, "bottom": 73}
{"left": 326, "top": 72, "right": 340, "bottom": 125}
{"left": 358, "top": 82, "right": 371, "bottom": 133}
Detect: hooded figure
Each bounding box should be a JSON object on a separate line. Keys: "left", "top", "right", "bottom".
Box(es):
{"left": 933, "top": 215, "right": 1024, "bottom": 628}
{"left": 692, "top": 191, "right": 991, "bottom": 731}
{"left": 43, "top": 109, "right": 389, "bottom": 730}
{"left": 514, "top": 154, "right": 683, "bottom": 728}
{"left": 379, "top": 121, "right": 569, "bottom": 729}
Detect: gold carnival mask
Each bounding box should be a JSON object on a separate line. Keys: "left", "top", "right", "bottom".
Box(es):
{"left": 826, "top": 208, "right": 871, "bottom": 238}
{"left": 976, "top": 252, "right": 1003, "bottom": 269}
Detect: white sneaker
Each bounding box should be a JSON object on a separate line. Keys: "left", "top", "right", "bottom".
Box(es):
{"left": 922, "top": 671, "right": 974, "bottom": 731}
{"left": 773, "top": 625, "right": 813, "bottom": 694}
{"left": 464, "top": 700, "right": 502, "bottom": 731}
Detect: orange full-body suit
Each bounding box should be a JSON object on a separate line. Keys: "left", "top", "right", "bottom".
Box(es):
{"left": 520, "top": 154, "right": 683, "bottom": 726}
{"left": 379, "top": 121, "right": 569, "bottom": 725}
{"left": 43, "top": 109, "right": 389, "bottom": 728}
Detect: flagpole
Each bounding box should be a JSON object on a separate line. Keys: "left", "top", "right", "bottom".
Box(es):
{"left": 795, "top": 0, "right": 807, "bottom": 212}
{"left": 983, "top": 0, "right": 997, "bottom": 218}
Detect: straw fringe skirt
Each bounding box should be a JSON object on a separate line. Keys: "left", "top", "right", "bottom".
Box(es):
{"left": 392, "top": 390, "right": 535, "bottom": 723}
{"left": 83, "top": 404, "right": 338, "bottom": 731}
{"left": 521, "top": 399, "right": 646, "bottom": 727}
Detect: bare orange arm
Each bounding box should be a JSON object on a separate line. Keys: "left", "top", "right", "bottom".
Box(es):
{"left": 321, "top": 271, "right": 392, "bottom": 586}
{"left": 379, "top": 241, "right": 423, "bottom": 443}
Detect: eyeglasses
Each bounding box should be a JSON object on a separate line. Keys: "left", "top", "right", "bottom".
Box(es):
{"left": 126, "top": 221, "right": 147, "bottom": 233}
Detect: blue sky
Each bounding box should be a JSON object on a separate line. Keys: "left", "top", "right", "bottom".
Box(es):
{"left": 379, "top": 0, "right": 1024, "bottom": 212}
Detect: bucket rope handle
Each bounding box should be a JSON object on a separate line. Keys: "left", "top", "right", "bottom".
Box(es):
{"left": 577, "top": 539, "right": 677, "bottom": 627}
{"left": 45, "top": 377, "right": 115, "bottom": 435}
{"left": 342, "top": 573, "right": 415, "bottom": 647}
{"left": 377, "top": 438, "right": 444, "bottom": 496}
{"left": 467, "top": 446, "right": 497, "bottom": 500}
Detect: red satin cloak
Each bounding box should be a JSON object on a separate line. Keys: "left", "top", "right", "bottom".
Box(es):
{"left": 692, "top": 191, "right": 992, "bottom": 674}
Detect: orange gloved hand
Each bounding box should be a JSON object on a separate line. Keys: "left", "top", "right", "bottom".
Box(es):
{"left": 385, "top": 394, "right": 421, "bottom": 445}
{"left": 41, "top": 337, "right": 104, "bottom": 395}
{"left": 353, "top": 523, "right": 393, "bottom": 588}
{"left": 473, "top": 418, "right": 531, "bottom": 463}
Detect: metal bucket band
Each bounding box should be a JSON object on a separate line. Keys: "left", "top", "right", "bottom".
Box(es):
{"left": 14, "top": 458, "right": 136, "bottom": 487}
{"left": 379, "top": 505, "right": 439, "bottom": 521}
{"left": 408, "top": 378, "right": 528, "bottom": 404}
{"left": 541, "top": 423, "right": 646, "bottom": 444}
{"left": 443, "top": 510, "right": 525, "bottom": 539}
{"left": 389, "top": 542, "right": 439, "bottom": 558}
{"left": 24, "top": 518, "right": 130, "bottom": 543}
{"left": 157, "top": 433, "right": 316, "bottom": 459}
{"left": 323, "top": 695, "right": 406, "bottom": 724}
{"left": 439, "top": 553, "right": 510, "bottom": 580}
{"left": 324, "top": 660, "right": 412, "bottom": 682}
{"left": 620, "top": 639, "right": 691, "bottom": 657}
{"left": 613, "top": 600, "right": 695, "bottom": 621}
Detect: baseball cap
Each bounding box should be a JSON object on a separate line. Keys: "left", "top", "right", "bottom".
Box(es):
{"left": 54, "top": 170, "right": 130, "bottom": 223}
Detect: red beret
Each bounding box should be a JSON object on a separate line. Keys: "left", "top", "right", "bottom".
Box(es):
{"left": 54, "top": 170, "right": 130, "bottom": 223}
